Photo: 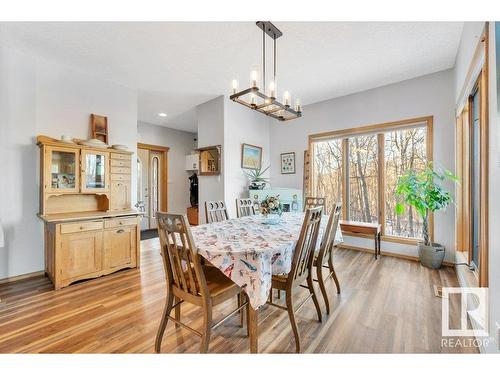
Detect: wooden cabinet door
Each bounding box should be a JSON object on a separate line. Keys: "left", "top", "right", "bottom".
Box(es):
{"left": 81, "top": 150, "right": 110, "bottom": 193}
{"left": 44, "top": 146, "right": 80, "bottom": 194}
{"left": 110, "top": 180, "right": 131, "bottom": 211}
{"left": 60, "top": 230, "right": 102, "bottom": 281}
{"left": 103, "top": 226, "right": 137, "bottom": 270}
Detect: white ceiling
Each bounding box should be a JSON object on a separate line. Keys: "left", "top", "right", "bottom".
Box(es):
{"left": 0, "top": 22, "right": 464, "bottom": 133}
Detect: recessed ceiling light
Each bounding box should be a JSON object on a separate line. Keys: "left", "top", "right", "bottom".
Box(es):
{"left": 158, "top": 112, "right": 167, "bottom": 117}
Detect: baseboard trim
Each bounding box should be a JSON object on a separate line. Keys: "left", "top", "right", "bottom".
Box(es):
{"left": 0, "top": 270, "right": 45, "bottom": 285}
{"left": 338, "top": 244, "right": 454, "bottom": 267}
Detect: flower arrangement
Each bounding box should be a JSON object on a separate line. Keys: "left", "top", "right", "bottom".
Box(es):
{"left": 260, "top": 195, "right": 283, "bottom": 217}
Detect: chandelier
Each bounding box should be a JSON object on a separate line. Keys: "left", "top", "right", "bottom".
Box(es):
{"left": 229, "top": 21, "right": 302, "bottom": 122}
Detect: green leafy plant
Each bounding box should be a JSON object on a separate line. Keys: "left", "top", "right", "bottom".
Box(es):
{"left": 243, "top": 165, "right": 269, "bottom": 186}
{"left": 395, "top": 163, "right": 457, "bottom": 246}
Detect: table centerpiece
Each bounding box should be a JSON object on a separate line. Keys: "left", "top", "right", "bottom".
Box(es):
{"left": 260, "top": 195, "right": 283, "bottom": 225}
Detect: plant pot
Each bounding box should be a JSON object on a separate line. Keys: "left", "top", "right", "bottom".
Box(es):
{"left": 417, "top": 242, "right": 445, "bottom": 269}
{"left": 249, "top": 182, "right": 266, "bottom": 190}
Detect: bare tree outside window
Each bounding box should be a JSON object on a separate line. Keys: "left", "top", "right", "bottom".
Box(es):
{"left": 384, "top": 127, "right": 427, "bottom": 238}
{"left": 348, "top": 135, "right": 378, "bottom": 223}
{"left": 311, "top": 124, "right": 428, "bottom": 240}
{"left": 312, "top": 139, "right": 342, "bottom": 214}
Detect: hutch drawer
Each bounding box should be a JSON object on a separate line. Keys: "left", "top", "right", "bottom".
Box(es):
{"left": 104, "top": 217, "right": 138, "bottom": 229}
{"left": 110, "top": 166, "right": 131, "bottom": 175}
{"left": 110, "top": 174, "right": 129, "bottom": 181}
{"left": 60, "top": 220, "right": 103, "bottom": 234}
{"left": 111, "top": 159, "right": 131, "bottom": 167}
{"left": 111, "top": 153, "right": 131, "bottom": 160}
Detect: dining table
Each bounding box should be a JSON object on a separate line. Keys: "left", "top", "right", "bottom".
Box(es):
{"left": 190, "top": 211, "right": 343, "bottom": 353}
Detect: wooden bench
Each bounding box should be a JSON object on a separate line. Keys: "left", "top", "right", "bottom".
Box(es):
{"left": 339, "top": 220, "right": 382, "bottom": 259}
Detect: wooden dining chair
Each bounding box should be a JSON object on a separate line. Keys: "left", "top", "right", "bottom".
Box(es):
{"left": 205, "top": 200, "right": 229, "bottom": 223}
{"left": 267, "top": 206, "right": 324, "bottom": 353}
{"left": 235, "top": 198, "right": 256, "bottom": 218}
{"left": 304, "top": 196, "right": 326, "bottom": 212}
{"left": 314, "top": 202, "right": 342, "bottom": 314}
{"left": 155, "top": 213, "right": 248, "bottom": 353}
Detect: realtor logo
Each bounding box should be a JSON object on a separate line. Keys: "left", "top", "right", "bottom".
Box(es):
{"left": 441, "top": 287, "right": 489, "bottom": 337}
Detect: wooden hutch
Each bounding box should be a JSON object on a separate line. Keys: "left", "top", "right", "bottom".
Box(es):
{"left": 37, "top": 135, "right": 141, "bottom": 289}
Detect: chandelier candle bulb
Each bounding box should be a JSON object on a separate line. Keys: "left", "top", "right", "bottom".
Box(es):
{"left": 232, "top": 79, "right": 239, "bottom": 94}
{"left": 283, "top": 91, "right": 290, "bottom": 106}
{"left": 269, "top": 80, "right": 276, "bottom": 98}
{"left": 295, "top": 98, "right": 301, "bottom": 112}
{"left": 251, "top": 70, "right": 258, "bottom": 87}
{"left": 250, "top": 93, "right": 256, "bottom": 105}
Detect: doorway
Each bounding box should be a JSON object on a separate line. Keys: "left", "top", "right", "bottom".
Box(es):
{"left": 136, "top": 143, "right": 169, "bottom": 239}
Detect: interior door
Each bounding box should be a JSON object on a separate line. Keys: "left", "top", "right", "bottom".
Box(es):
{"left": 137, "top": 148, "right": 150, "bottom": 230}
{"left": 149, "top": 151, "right": 163, "bottom": 229}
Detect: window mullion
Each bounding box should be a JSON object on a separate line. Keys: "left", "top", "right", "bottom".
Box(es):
{"left": 342, "top": 138, "right": 349, "bottom": 220}
{"left": 377, "top": 133, "right": 385, "bottom": 235}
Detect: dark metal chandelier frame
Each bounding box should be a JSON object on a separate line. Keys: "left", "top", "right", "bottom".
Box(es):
{"left": 229, "top": 21, "right": 302, "bottom": 122}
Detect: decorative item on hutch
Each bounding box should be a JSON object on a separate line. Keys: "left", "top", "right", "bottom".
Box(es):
{"left": 90, "top": 114, "right": 109, "bottom": 144}
{"left": 37, "top": 134, "right": 140, "bottom": 290}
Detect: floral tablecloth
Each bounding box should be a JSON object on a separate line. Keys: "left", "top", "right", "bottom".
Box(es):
{"left": 191, "top": 212, "right": 343, "bottom": 309}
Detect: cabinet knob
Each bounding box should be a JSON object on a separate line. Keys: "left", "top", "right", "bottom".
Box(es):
{"left": 117, "top": 229, "right": 124, "bottom": 234}
{"left": 79, "top": 226, "right": 84, "bottom": 230}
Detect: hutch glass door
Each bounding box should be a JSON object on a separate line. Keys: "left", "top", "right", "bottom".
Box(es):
{"left": 81, "top": 150, "right": 109, "bottom": 192}
{"left": 45, "top": 146, "right": 80, "bottom": 193}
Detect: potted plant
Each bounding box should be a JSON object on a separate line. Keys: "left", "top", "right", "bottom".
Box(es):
{"left": 243, "top": 165, "right": 270, "bottom": 190}
{"left": 395, "top": 163, "right": 457, "bottom": 269}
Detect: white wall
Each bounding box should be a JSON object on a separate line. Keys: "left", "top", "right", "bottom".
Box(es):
{"left": 269, "top": 70, "right": 456, "bottom": 262}
{"left": 137, "top": 121, "right": 196, "bottom": 215}
{"left": 454, "top": 22, "right": 487, "bottom": 102}
{"left": 196, "top": 96, "right": 225, "bottom": 223}
{"left": 0, "top": 45, "right": 138, "bottom": 279}
{"left": 196, "top": 96, "right": 271, "bottom": 221}
{"left": 224, "top": 99, "right": 270, "bottom": 218}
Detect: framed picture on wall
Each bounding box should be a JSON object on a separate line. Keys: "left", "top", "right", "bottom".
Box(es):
{"left": 241, "top": 143, "right": 262, "bottom": 170}
{"left": 280, "top": 152, "right": 296, "bottom": 174}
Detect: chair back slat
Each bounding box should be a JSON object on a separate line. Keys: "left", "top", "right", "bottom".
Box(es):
{"left": 317, "top": 203, "right": 342, "bottom": 264}
{"left": 290, "top": 206, "right": 323, "bottom": 282}
{"left": 205, "top": 201, "right": 229, "bottom": 223}
{"left": 304, "top": 196, "right": 326, "bottom": 212}
{"left": 157, "top": 213, "right": 207, "bottom": 298}
{"left": 236, "top": 198, "right": 256, "bottom": 218}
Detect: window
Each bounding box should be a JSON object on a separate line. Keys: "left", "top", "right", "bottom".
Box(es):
{"left": 384, "top": 127, "right": 427, "bottom": 238}
{"left": 348, "top": 135, "right": 378, "bottom": 223}
{"left": 312, "top": 139, "right": 343, "bottom": 214}
{"left": 311, "top": 117, "right": 432, "bottom": 242}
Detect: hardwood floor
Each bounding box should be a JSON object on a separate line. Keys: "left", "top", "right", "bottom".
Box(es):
{"left": 0, "top": 239, "right": 478, "bottom": 353}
